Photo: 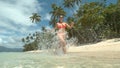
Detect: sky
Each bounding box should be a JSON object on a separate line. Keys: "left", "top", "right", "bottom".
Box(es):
{"left": 0, "top": 0, "right": 117, "bottom": 48}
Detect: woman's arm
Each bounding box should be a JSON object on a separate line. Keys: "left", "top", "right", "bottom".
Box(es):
{"left": 70, "top": 22, "right": 74, "bottom": 27}
{"left": 65, "top": 22, "right": 74, "bottom": 29}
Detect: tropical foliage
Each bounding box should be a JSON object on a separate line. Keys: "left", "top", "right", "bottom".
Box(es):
{"left": 30, "top": 13, "right": 41, "bottom": 23}
{"left": 22, "top": 0, "right": 120, "bottom": 51}
{"left": 50, "top": 3, "right": 66, "bottom": 27}
{"left": 22, "top": 28, "right": 56, "bottom": 51}
{"left": 63, "top": 0, "right": 81, "bottom": 8}
{"left": 22, "top": 32, "right": 38, "bottom": 51}
{"left": 65, "top": 0, "right": 120, "bottom": 44}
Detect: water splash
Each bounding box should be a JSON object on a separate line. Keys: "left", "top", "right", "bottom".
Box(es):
{"left": 37, "top": 29, "right": 77, "bottom": 55}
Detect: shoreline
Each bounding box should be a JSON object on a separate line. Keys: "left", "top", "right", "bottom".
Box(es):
{"left": 27, "top": 38, "right": 120, "bottom": 53}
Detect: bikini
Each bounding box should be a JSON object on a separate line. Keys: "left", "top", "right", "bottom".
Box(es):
{"left": 56, "top": 22, "right": 67, "bottom": 35}
{"left": 57, "top": 22, "right": 67, "bottom": 29}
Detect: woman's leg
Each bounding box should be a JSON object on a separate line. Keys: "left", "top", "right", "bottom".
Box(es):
{"left": 57, "top": 34, "right": 67, "bottom": 54}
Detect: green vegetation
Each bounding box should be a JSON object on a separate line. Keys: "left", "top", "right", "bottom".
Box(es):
{"left": 22, "top": 28, "right": 56, "bottom": 51}
{"left": 49, "top": 0, "right": 120, "bottom": 43}
{"left": 22, "top": 0, "right": 120, "bottom": 51}
{"left": 29, "top": 13, "right": 41, "bottom": 23}
{"left": 49, "top": 3, "right": 66, "bottom": 27}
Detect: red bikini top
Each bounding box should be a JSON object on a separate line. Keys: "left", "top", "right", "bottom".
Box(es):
{"left": 57, "top": 23, "right": 67, "bottom": 29}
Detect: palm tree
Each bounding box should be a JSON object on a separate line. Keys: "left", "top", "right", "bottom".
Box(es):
{"left": 49, "top": 18, "right": 57, "bottom": 27}
{"left": 22, "top": 38, "right": 25, "bottom": 43}
{"left": 66, "top": 2, "right": 106, "bottom": 43}
{"left": 42, "top": 26, "right": 47, "bottom": 32}
{"left": 119, "top": 0, "right": 120, "bottom": 3}
{"left": 30, "top": 13, "right": 41, "bottom": 23}
{"left": 67, "top": 17, "right": 75, "bottom": 24}
{"left": 103, "top": 4, "right": 120, "bottom": 35}
{"left": 26, "top": 36, "right": 30, "bottom": 43}
{"left": 63, "top": 0, "right": 74, "bottom": 8}
{"left": 63, "top": 0, "right": 81, "bottom": 23}
{"left": 76, "top": 2, "right": 104, "bottom": 28}
{"left": 63, "top": 0, "right": 81, "bottom": 8}
{"left": 50, "top": 4, "right": 66, "bottom": 17}
{"left": 50, "top": 3, "right": 66, "bottom": 27}
{"left": 117, "top": 0, "right": 120, "bottom": 8}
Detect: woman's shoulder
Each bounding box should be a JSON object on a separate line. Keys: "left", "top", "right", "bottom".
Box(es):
{"left": 63, "top": 22, "right": 69, "bottom": 25}
{"left": 63, "top": 22, "right": 67, "bottom": 24}
{"left": 56, "top": 22, "right": 60, "bottom": 24}
{"left": 57, "top": 22, "right": 65, "bottom": 24}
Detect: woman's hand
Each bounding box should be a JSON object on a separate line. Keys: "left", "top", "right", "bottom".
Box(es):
{"left": 66, "top": 22, "right": 74, "bottom": 29}
{"left": 70, "top": 22, "right": 74, "bottom": 28}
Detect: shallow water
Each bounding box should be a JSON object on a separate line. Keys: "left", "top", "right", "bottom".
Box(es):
{"left": 0, "top": 52, "right": 120, "bottom": 68}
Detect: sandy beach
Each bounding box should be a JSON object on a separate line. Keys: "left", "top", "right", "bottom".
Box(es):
{"left": 68, "top": 38, "right": 120, "bottom": 52}
{"left": 28, "top": 38, "right": 120, "bottom": 53}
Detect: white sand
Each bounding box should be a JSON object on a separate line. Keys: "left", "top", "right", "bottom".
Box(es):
{"left": 68, "top": 38, "right": 120, "bottom": 52}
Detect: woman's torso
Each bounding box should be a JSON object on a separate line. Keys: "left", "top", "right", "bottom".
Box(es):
{"left": 56, "top": 22, "right": 67, "bottom": 34}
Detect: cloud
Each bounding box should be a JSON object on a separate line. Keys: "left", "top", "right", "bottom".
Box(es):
{"left": 42, "top": 13, "right": 51, "bottom": 21}
{"left": 46, "top": 26, "right": 51, "bottom": 29}
{"left": 0, "top": 0, "right": 41, "bottom": 26}
{"left": 0, "top": 0, "right": 41, "bottom": 33}
{"left": 0, "top": 36, "right": 24, "bottom": 48}
{"left": 0, "top": 0, "right": 42, "bottom": 48}
{"left": 0, "top": 38, "right": 2, "bottom": 43}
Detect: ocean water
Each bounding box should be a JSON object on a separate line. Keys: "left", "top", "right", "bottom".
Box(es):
{"left": 0, "top": 52, "right": 120, "bottom": 68}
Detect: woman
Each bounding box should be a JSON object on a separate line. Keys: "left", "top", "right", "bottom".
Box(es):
{"left": 55, "top": 15, "right": 74, "bottom": 54}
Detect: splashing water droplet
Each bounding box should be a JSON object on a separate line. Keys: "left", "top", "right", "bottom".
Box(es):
{"left": 37, "top": 29, "right": 77, "bottom": 55}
